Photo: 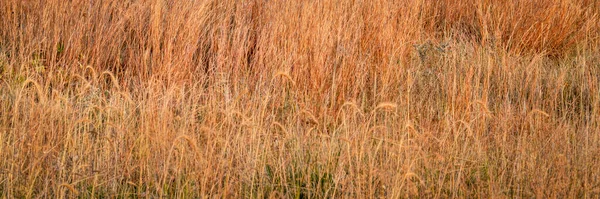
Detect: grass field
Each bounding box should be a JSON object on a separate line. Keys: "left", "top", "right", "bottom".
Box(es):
{"left": 1, "top": 0, "right": 600, "bottom": 198}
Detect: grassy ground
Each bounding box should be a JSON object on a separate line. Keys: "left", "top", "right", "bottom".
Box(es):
{"left": 1, "top": 0, "right": 600, "bottom": 198}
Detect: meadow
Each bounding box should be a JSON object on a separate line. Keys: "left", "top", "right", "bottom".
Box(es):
{"left": 1, "top": 0, "right": 600, "bottom": 198}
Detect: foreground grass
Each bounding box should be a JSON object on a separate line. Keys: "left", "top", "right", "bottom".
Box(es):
{"left": 1, "top": 0, "right": 600, "bottom": 198}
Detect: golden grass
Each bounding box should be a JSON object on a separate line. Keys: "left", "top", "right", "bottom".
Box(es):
{"left": 1, "top": 0, "right": 600, "bottom": 198}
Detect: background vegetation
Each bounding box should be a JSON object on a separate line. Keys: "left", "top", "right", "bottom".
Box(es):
{"left": 1, "top": 0, "right": 600, "bottom": 198}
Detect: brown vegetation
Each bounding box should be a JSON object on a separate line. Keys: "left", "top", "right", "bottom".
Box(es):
{"left": 1, "top": 0, "right": 600, "bottom": 198}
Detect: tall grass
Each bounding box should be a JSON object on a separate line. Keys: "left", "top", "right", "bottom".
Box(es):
{"left": 1, "top": 0, "right": 599, "bottom": 198}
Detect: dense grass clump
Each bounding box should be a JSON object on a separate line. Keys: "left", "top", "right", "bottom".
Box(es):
{"left": 1, "top": 0, "right": 600, "bottom": 198}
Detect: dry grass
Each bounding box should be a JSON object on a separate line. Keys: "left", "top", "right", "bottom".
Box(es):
{"left": 1, "top": 0, "right": 600, "bottom": 198}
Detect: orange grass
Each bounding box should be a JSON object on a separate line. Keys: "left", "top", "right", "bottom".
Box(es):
{"left": 1, "top": 0, "right": 600, "bottom": 198}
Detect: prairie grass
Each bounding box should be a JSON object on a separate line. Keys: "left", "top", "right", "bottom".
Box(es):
{"left": 1, "top": 0, "right": 600, "bottom": 198}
